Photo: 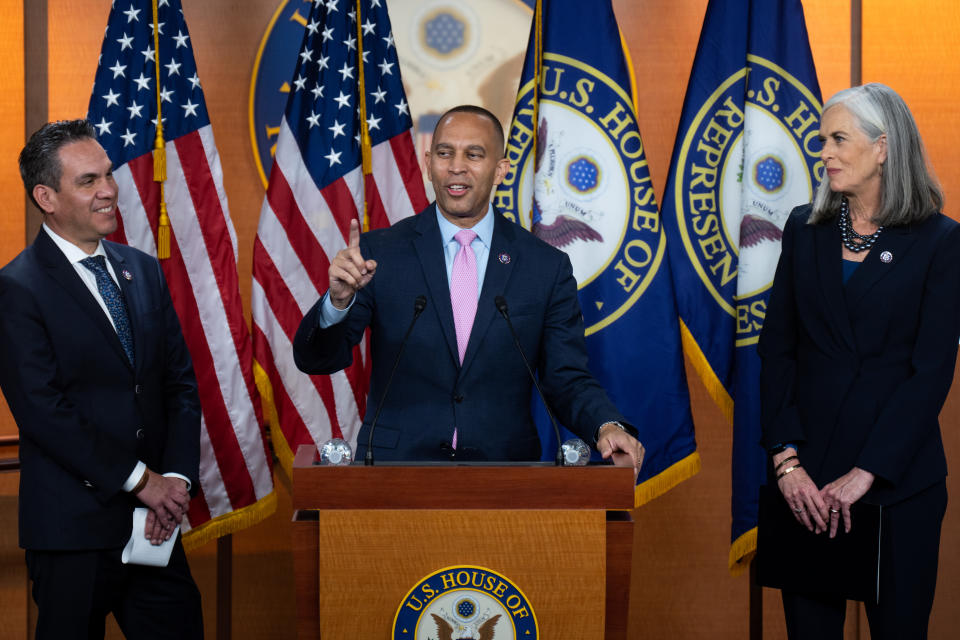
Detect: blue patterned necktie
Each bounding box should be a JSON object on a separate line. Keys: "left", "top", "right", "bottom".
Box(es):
{"left": 80, "top": 256, "right": 134, "bottom": 365}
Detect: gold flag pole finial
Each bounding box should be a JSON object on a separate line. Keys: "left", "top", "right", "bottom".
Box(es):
{"left": 356, "top": 0, "right": 372, "bottom": 232}
{"left": 152, "top": 0, "right": 170, "bottom": 259}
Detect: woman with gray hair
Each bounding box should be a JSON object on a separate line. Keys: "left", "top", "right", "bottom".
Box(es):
{"left": 757, "top": 83, "right": 960, "bottom": 638}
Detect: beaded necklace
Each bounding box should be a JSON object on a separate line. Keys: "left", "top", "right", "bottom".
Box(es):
{"left": 838, "top": 197, "right": 883, "bottom": 252}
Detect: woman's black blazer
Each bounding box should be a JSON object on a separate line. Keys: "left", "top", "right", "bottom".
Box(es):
{"left": 759, "top": 204, "right": 960, "bottom": 505}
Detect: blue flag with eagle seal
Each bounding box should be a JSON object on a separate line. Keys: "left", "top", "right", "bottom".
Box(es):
{"left": 659, "top": 0, "right": 822, "bottom": 573}
{"left": 494, "top": 0, "right": 699, "bottom": 506}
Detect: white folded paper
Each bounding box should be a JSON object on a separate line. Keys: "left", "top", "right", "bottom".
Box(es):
{"left": 121, "top": 507, "right": 179, "bottom": 566}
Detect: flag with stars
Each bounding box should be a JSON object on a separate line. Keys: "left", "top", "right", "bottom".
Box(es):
{"left": 88, "top": 0, "right": 276, "bottom": 548}
{"left": 251, "top": 0, "right": 428, "bottom": 473}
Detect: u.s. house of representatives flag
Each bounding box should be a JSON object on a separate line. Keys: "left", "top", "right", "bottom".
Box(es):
{"left": 495, "top": 0, "right": 699, "bottom": 505}
{"left": 88, "top": 0, "right": 275, "bottom": 546}
{"left": 252, "top": 0, "right": 428, "bottom": 472}
{"left": 659, "top": 0, "right": 822, "bottom": 573}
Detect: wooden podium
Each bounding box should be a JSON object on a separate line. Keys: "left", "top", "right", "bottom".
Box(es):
{"left": 291, "top": 445, "right": 635, "bottom": 638}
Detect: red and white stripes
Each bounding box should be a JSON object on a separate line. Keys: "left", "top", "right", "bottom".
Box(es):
{"left": 112, "top": 125, "right": 274, "bottom": 543}
{"left": 252, "top": 116, "right": 426, "bottom": 471}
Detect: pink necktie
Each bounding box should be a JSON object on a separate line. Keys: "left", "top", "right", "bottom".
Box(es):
{"left": 450, "top": 229, "right": 478, "bottom": 364}
{"left": 449, "top": 229, "right": 478, "bottom": 451}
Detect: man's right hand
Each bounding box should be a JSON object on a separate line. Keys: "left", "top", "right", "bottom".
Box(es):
{"left": 329, "top": 219, "right": 377, "bottom": 309}
{"left": 135, "top": 470, "right": 189, "bottom": 543}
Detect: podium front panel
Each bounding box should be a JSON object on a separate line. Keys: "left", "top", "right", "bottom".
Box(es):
{"left": 315, "top": 509, "right": 606, "bottom": 638}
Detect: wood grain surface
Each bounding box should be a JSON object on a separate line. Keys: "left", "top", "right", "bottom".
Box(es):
{"left": 314, "top": 509, "right": 606, "bottom": 638}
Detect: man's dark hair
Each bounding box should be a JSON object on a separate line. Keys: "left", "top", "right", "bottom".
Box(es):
{"left": 432, "top": 105, "right": 505, "bottom": 156}
{"left": 19, "top": 119, "right": 98, "bottom": 210}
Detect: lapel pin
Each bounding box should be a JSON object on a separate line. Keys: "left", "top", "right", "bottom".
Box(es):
{"left": 121, "top": 269, "right": 133, "bottom": 280}
{"left": 498, "top": 252, "right": 511, "bottom": 264}
{"left": 880, "top": 251, "right": 893, "bottom": 264}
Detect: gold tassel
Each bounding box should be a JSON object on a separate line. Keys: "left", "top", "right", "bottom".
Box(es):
{"left": 361, "top": 131, "right": 372, "bottom": 176}
{"left": 153, "top": 130, "right": 166, "bottom": 182}
{"left": 157, "top": 199, "right": 170, "bottom": 259}
{"left": 151, "top": 0, "right": 169, "bottom": 259}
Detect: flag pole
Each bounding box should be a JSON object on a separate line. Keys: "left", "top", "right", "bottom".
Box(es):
{"left": 851, "top": 0, "right": 862, "bottom": 85}
{"left": 151, "top": 0, "right": 170, "bottom": 259}
{"left": 356, "top": 0, "right": 372, "bottom": 231}
{"left": 531, "top": 0, "right": 543, "bottom": 167}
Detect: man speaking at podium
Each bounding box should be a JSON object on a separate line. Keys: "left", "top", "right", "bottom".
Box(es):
{"left": 294, "top": 105, "right": 644, "bottom": 469}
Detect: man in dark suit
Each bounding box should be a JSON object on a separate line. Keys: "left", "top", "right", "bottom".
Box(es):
{"left": 294, "top": 105, "right": 644, "bottom": 467}
{"left": 0, "top": 120, "right": 203, "bottom": 638}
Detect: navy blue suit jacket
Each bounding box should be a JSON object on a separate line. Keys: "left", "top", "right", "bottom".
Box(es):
{"left": 759, "top": 205, "right": 960, "bottom": 505}
{"left": 0, "top": 230, "right": 200, "bottom": 550}
{"left": 293, "top": 206, "right": 627, "bottom": 461}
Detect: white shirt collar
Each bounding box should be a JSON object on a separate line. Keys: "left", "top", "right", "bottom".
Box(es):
{"left": 42, "top": 223, "right": 107, "bottom": 264}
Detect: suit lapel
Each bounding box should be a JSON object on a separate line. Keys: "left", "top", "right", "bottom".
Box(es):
{"left": 812, "top": 220, "right": 856, "bottom": 349}
{"left": 844, "top": 224, "right": 918, "bottom": 310}
{"left": 34, "top": 231, "right": 133, "bottom": 371}
{"left": 460, "top": 212, "right": 516, "bottom": 377}
{"left": 412, "top": 206, "right": 460, "bottom": 366}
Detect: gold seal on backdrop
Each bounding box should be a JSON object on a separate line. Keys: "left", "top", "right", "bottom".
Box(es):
{"left": 249, "top": 0, "right": 532, "bottom": 192}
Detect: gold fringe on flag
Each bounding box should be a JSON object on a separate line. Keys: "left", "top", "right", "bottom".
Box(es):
{"left": 252, "top": 360, "right": 297, "bottom": 479}
{"left": 678, "top": 320, "right": 747, "bottom": 573}
{"left": 728, "top": 527, "right": 757, "bottom": 576}
{"left": 633, "top": 451, "right": 702, "bottom": 508}
{"left": 680, "top": 319, "right": 734, "bottom": 424}
{"left": 152, "top": 0, "right": 170, "bottom": 259}
{"left": 356, "top": 0, "right": 372, "bottom": 231}
{"left": 182, "top": 490, "right": 278, "bottom": 551}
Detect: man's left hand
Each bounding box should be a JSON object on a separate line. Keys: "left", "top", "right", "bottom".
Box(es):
{"left": 597, "top": 423, "right": 645, "bottom": 477}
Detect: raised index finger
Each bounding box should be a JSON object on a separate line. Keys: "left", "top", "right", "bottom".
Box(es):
{"left": 348, "top": 218, "right": 361, "bottom": 249}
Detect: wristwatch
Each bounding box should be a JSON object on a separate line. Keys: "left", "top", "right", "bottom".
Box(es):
{"left": 596, "top": 421, "right": 627, "bottom": 441}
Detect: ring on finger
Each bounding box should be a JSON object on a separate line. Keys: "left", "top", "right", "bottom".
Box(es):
{"left": 793, "top": 507, "right": 803, "bottom": 513}
{"left": 830, "top": 508, "right": 840, "bottom": 514}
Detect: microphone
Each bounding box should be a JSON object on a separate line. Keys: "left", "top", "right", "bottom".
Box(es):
{"left": 494, "top": 295, "right": 564, "bottom": 466}
{"left": 365, "top": 295, "right": 427, "bottom": 465}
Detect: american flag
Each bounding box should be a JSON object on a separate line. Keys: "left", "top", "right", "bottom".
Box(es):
{"left": 88, "top": 0, "right": 275, "bottom": 546}
{"left": 252, "top": 0, "right": 427, "bottom": 471}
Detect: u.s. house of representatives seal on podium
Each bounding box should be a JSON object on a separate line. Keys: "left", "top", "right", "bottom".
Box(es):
{"left": 670, "top": 55, "right": 822, "bottom": 346}
{"left": 393, "top": 565, "right": 538, "bottom": 639}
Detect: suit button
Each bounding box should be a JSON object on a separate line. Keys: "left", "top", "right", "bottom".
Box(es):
{"left": 136, "top": 428, "right": 145, "bottom": 440}
{"left": 453, "top": 393, "right": 464, "bottom": 403}
{"left": 134, "top": 384, "right": 143, "bottom": 394}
